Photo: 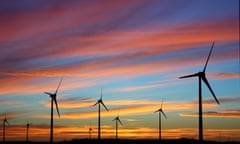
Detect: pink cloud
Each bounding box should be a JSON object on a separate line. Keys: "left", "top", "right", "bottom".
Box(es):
{"left": 209, "top": 73, "right": 240, "bottom": 80}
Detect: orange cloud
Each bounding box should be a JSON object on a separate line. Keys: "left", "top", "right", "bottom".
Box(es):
{"left": 0, "top": 111, "right": 23, "bottom": 120}
{"left": 3, "top": 125, "right": 240, "bottom": 142}
{"left": 40, "top": 99, "right": 218, "bottom": 119}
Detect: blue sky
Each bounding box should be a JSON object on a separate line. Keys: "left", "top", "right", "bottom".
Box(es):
{"left": 0, "top": 0, "right": 239, "bottom": 142}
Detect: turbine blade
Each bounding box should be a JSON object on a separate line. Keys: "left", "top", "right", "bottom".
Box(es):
{"left": 6, "top": 119, "right": 10, "bottom": 125}
{"left": 54, "top": 98, "right": 60, "bottom": 117}
{"left": 118, "top": 119, "right": 123, "bottom": 126}
{"left": 202, "top": 76, "right": 220, "bottom": 104}
{"left": 179, "top": 73, "right": 199, "bottom": 79}
{"left": 55, "top": 77, "right": 63, "bottom": 94}
{"left": 161, "top": 111, "right": 167, "bottom": 119}
{"left": 101, "top": 101, "right": 109, "bottom": 111}
{"left": 93, "top": 101, "right": 98, "bottom": 107}
{"left": 154, "top": 109, "right": 160, "bottom": 113}
{"left": 203, "top": 42, "right": 215, "bottom": 72}
{"left": 113, "top": 117, "right": 117, "bottom": 121}
{"left": 44, "top": 92, "right": 53, "bottom": 96}
{"left": 100, "top": 88, "right": 103, "bottom": 100}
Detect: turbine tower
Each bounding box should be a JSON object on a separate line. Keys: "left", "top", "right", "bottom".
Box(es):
{"left": 112, "top": 115, "right": 123, "bottom": 140}
{"left": 2, "top": 114, "right": 9, "bottom": 144}
{"left": 154, "top": 99, "right": 167, "bottom": 142}
{"left": 179, "top": 42, "right": 220, "bottom": 143}
{"left": 26, "top": 122, "right": 31, "bottom": 143}
{"left": 44, "top": 78, "right": 62, "bottom": 144}
{"left": 93, "top": 88, "right": 109, "bottom": 143}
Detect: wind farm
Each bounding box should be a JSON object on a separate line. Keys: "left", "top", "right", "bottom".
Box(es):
{"left": 0, "top": 0, "right": 239, "bottom": 144}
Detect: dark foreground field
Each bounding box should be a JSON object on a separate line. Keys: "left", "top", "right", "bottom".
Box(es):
{"left": 2, "top": 139, "right": 240, "bottom": 144}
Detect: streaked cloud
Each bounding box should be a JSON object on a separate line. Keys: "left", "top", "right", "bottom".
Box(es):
{"left": 0, "top": 111, "right": 24, "bottom": 120}
{"left": 0, "top": 0, "right": 238, "bottom": 142}
{"left": 40, "top": 99, "right": 218, "bottom": 119}
{"left": 202, "top": 96, "right": 240, "bottom": 104}
{"left": 0, "top": 100, "right": 22, "bottom": 105}
{"left": 4, "top": 124, "right": 240, "bottom": 141}
{"left": 180, "top": 109, "right": 240, "bottom": 118}
{"left": 209, "top": 73, "right": 240, "bottom": 80}
{"left": 44, "top": 97, "right": 95, "bottom": 109}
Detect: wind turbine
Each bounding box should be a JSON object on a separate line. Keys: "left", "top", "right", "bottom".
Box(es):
{"left": 2, "top": 114, "right": 9, "bottom": 143}
{"left": 44, "top": 78, "right": 62, "bottom": 144}
{"left": 88, "top": 124, "right": 93, "bottom": 140}
{"left": 179, "top": 42, "right": 220, "bottom": 143}
{"left": 93, "top": 88, "right": 109, "bottom": 142}
{"left": 154, "top": 98, "right": 167, "bottom": 142}
{"left": 112, "top": 114, "right": 123, "bottom": 140}
{"left": 26, "top": 122, "right": 31, "bottom": 143}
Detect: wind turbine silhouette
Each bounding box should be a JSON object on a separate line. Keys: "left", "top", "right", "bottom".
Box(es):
{"left": 2, "top": 114, "right": 9, "bottom": 143}
{"left": 179, "top": 42, "right": 220, "bottom": 143}
{"left": 44, "top": 78, "right": 62, "bottom": 144}
{"left": 112, "top": 114, "right": 123, "bottom": 140}
{"left": 26, "top": 121, "right": 31, "bottom": 143}
{"left": 88, "top": 124, "right": 93, "bottom": 140}
{"left": 93, "top": 88, "right": 109, "bottom": 142}
{"left": 154, "top": 98, "right": 167, "bottom": 142}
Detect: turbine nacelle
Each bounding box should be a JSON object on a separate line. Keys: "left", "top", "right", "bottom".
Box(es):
{"left": 155, "top": 108, "right": 163, "bottom": 113}
{"left": 93, "top": 88, "right": 109, "bottom": 111}
{"left": 155, "top": 108, "right": 167, "bottom": 119}
{"left": 97, "top": 99, "right": 103, "bottom": 104}
{"left": 26, "top": 122, "right": 31, "bottom": 127}
{"left": 44, "top": 78, "right": 63, "bottom": 118}
{"left": 3, "top": 114, "right": 9, "bottom": 125}
{"left": 3, "top": 118, "right": 9, "bottom": 125}
{"left": 179, "top": 72, "right": 219, "bottom": 105}
{"left": 89, "top": 127, "right": 93, "bottom": 132}
{"left": 113, "top": 116, "right": 123, "bottom": 125}
{"left": 44, "top": 92, "right": 57, "bottom": 99}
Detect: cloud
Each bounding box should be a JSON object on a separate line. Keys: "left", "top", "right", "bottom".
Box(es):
{"left": 0, "top": 1, "right": 238, "bottom": 142}
{"left": 39, "top": 99, "right": 218, "bottom": 119}
{"left": 44, "top": 97, "right": 95, "bottom": 109}
{"left": 1, "top": 43, "right": 236, "bottom": 95}
{"left": 110, "top": 79, "right": 184, "bottom": 92}
{"left": 0, "top": 15, "right": 238, "bottom": 95}
{"left": 202, "top": 96, "right": 240, "bottom": 104}
{"left": 0, "top": 111, "right": 24, "bottom": 120}
{"left": 180, "top": 109, "right": 240, "bottom": 118}
{"left": 0, "top": 100, "right": 22, "bottom": 105}
{"left": 209, "top": 73, "right": 240, "bottom": 80}
{"left": 4, "top": 124, "right": 240, "bottom": 141}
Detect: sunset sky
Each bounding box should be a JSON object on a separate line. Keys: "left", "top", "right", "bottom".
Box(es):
{"left": 0, "top": 0, "right": 239, "bottom": 142}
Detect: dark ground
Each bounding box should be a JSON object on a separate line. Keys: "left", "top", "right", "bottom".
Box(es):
{"left": 2, "top": 139, "right": 240, "bottom": 144}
